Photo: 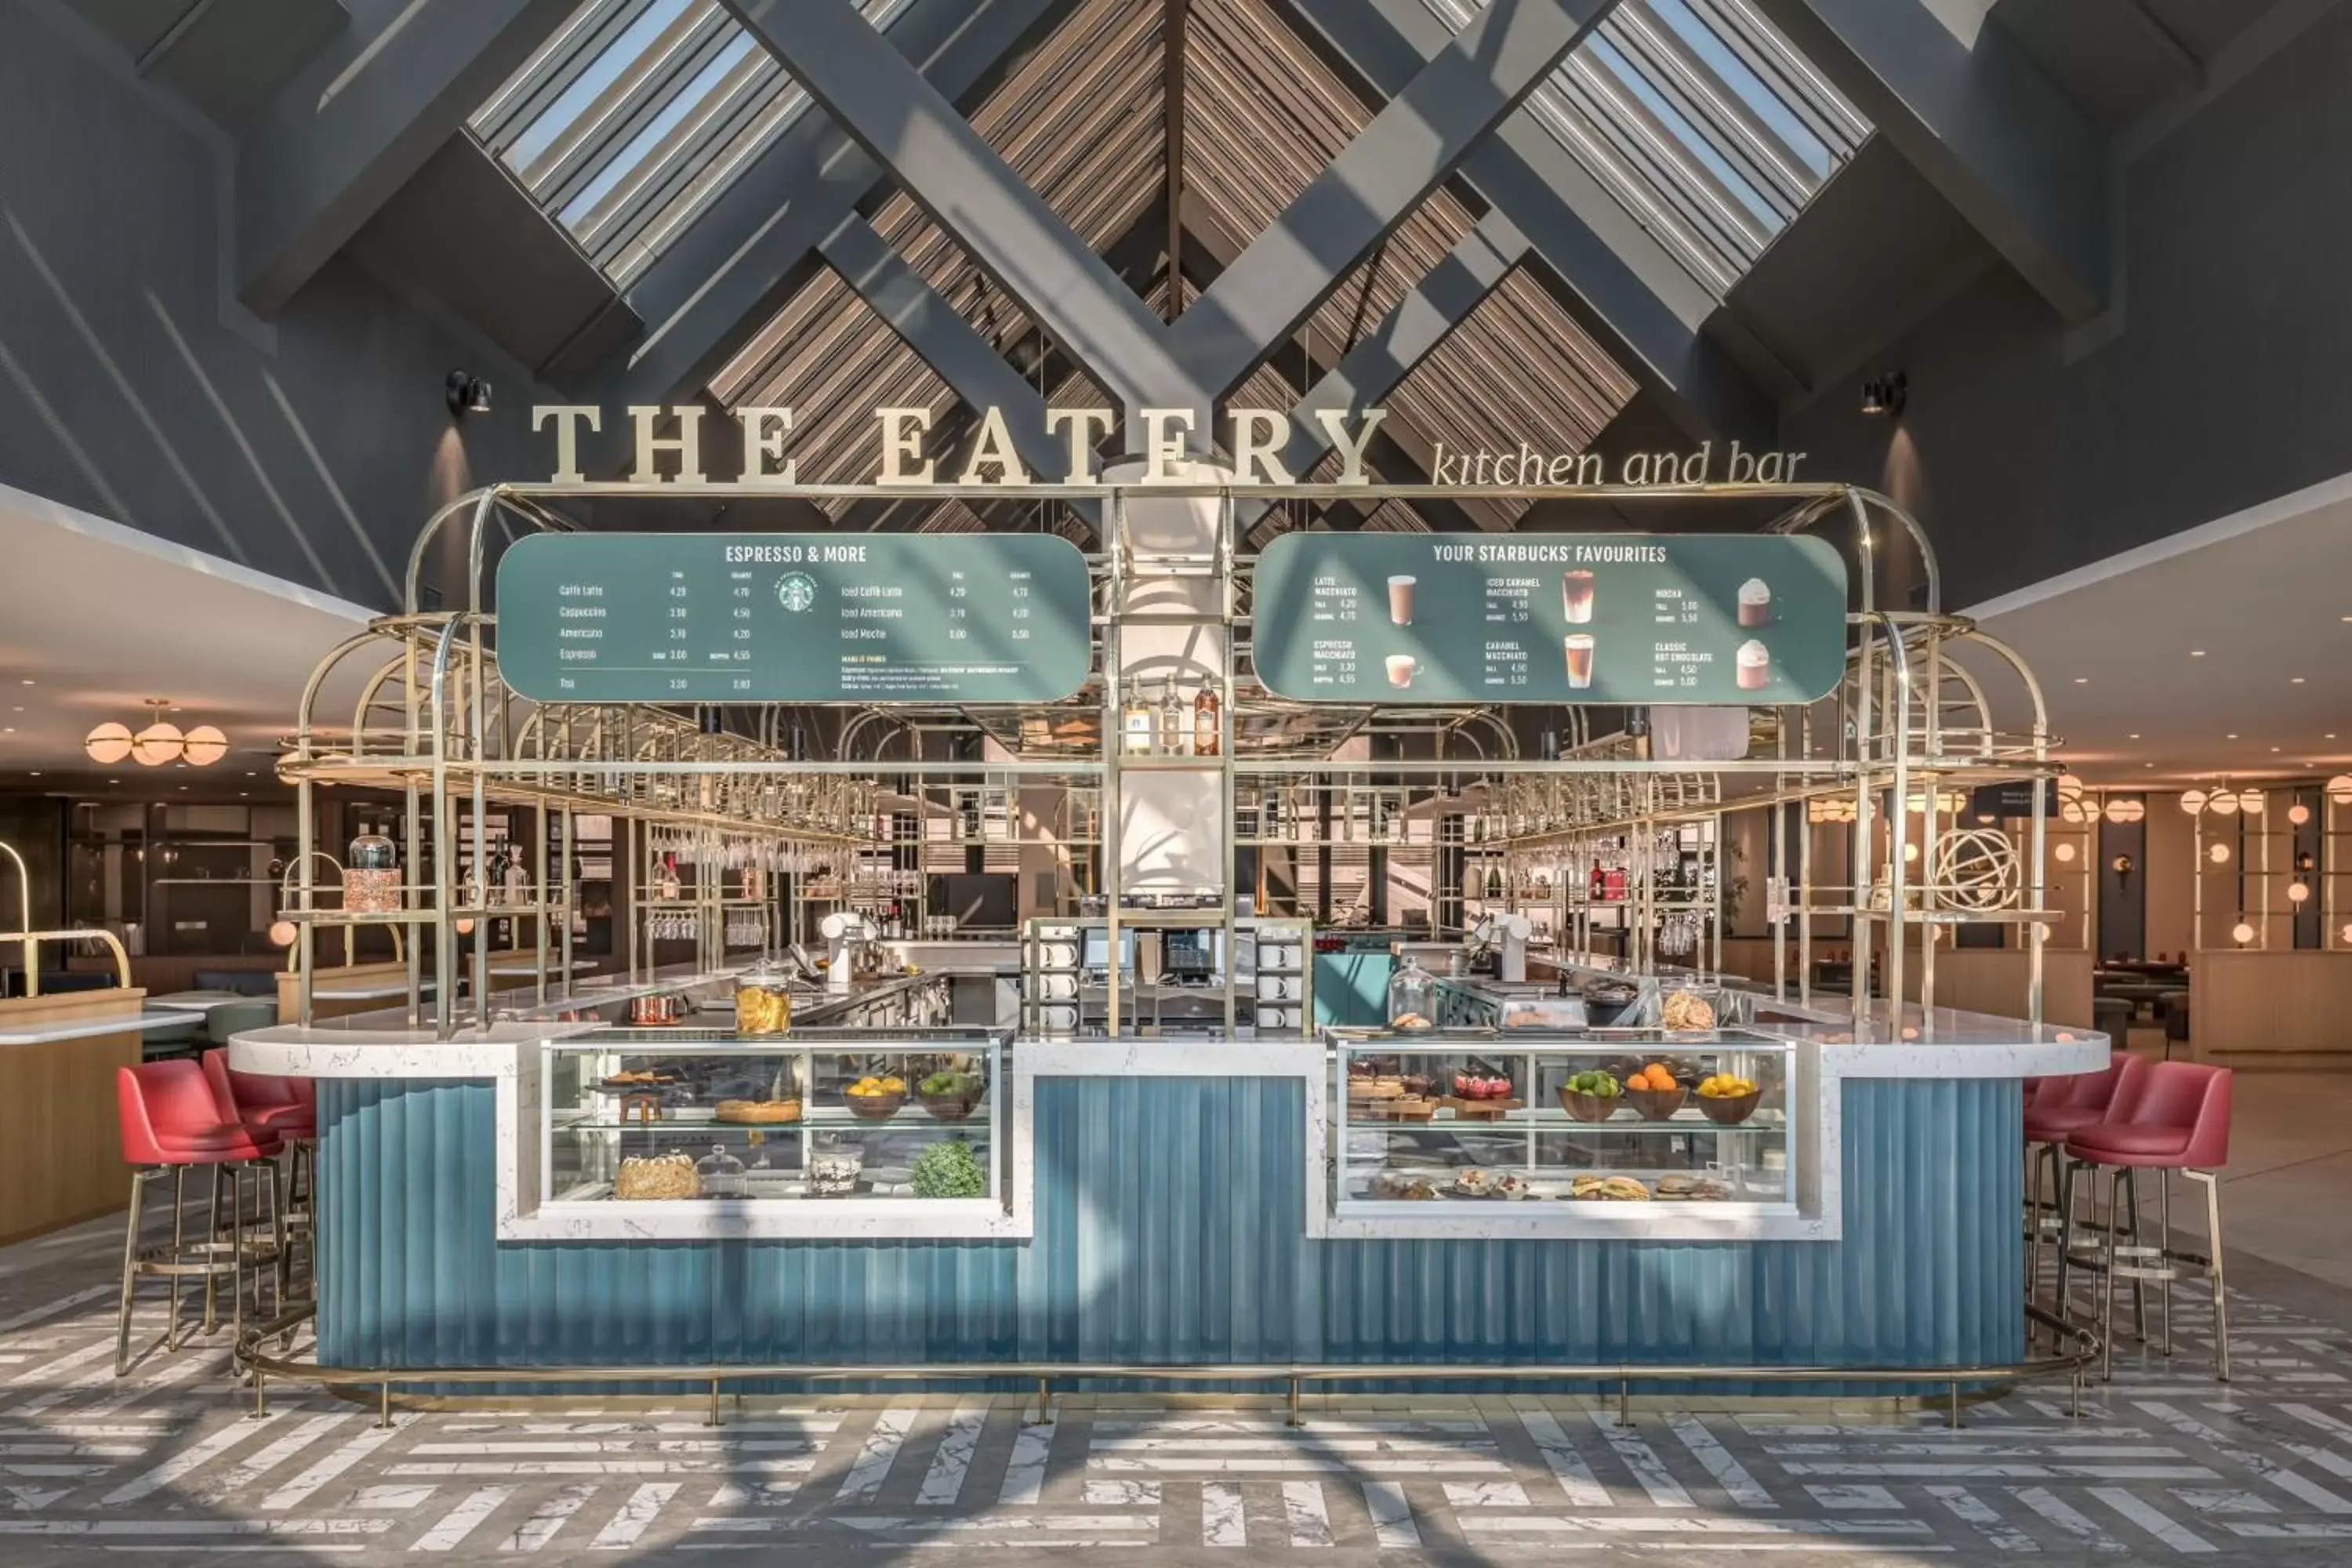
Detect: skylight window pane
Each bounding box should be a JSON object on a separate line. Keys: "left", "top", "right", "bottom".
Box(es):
{"left": 473, "top": 0, "right": 913, "bottom": 284}
{"left": 1420, "top": 0, "right": 1867, "bottom": 296}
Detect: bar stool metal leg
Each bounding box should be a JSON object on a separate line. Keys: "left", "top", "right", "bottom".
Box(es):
{"left": 2099, "top": 1165, "right": 2121, "bottom": 1382}
{"left": 114, "top": 1168, "right": 149, "bottom": 1377}
{"left": 202, "top": 1164, "right": 224, "bottom": 1334}
{"left": 166, "top": 1166, "right": 186, "bottom": 1352}
{"left": 2125, "top": 1167, "right": 2147, "bottom": 1344}
{"left": 2189, "top": 1167, "right": 2229, "bottom": 1381}
{"left": 2158, "top": 1170, "right": 2173, "bottom": 1358}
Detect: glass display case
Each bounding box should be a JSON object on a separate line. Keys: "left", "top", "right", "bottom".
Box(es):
{"left": 542, "top": 1026, "right": 1008, "bottom": 1206}
{"left": 1331, "top": 1027, "right": 1796, "bottom": 1211}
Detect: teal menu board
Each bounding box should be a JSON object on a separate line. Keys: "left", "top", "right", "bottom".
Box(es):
{"left": 1251, "top": 533, "right": 1847, "bottom": 705}
{"left": 495, "top": 533, "right": 1093, "bottom": 703}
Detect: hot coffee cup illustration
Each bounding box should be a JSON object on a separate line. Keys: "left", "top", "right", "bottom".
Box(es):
{"left": 1385, "top": 654, "right": 1418, "bottom": 688}
{"left": 1737, "top": 577, "right": 1772, "bottom": 628}
{"left": 1736, "top": 639, "right": 1771, "bottom": 691}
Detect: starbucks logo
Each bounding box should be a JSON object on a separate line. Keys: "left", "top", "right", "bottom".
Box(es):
{"left": 775, "top": 572, "right": 818, "bottom": 613}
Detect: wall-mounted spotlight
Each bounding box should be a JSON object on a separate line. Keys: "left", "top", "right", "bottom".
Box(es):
{"left": 1860, "top": 371, "right": 1907, "bottom": 418}
{"left": 2110, "top": 852, "right": 2135, "bottom": 888}
{"left": 445, "top": 369, "right": 492, "bottom": 417}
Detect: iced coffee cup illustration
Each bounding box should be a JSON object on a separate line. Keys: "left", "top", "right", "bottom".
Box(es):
{"left": 1387, "top": 575, "right": 1417, "bottom": 626}
{"left": 1737, "top": 576, "right": 1772, "bottom": 628}
{"left": 1561, "top": 568, "right": 1595, "bottom": 623}
{"left": 1736, "top": 638, "right": 1771, "bottom": 691}
{"left": 1563, "top": 633, "right": 1595, "bottom": 690}
{"left": 1385, "top": 654, "right": 1418, "bottom": 689}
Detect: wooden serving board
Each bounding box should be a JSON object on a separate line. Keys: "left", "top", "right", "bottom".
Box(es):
{"left": 1360, "top": 1098, "right": 1439, "bottom": 1122}
{"left": 1441, "top": 1096, "right": 1526, "bottom": 1120}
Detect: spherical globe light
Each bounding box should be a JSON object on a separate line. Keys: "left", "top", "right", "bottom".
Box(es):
{"left": 180, "top": 724, "right": 227, "bottom": 766}
{"left": 2053, "top": 842, "right": 2077, "bottom": 863}
{"left": 2209, "top": 842, "right": 2231, "bottom": 864}
{"left": 2232, "top": 921, "right": 2256, "bottom": 946}
{"left": 2290, "top": 803, "right": 2313, "bottom": 826}
{"left": 2104, "top": 798, "right": 2145, "bottom": 825}
{"left": 2208, "top": 789, "right": 2238, "bottom": 816}
{"left": 2331, "top": 774, "right": 2352, "bottom": 804}
{"left": 2240, "top": 789, "right": 2267, "bottom": 815}
{"left": 2341, "top": 923, "right": 2352, "bottom": 945}
{"left": 2056, "top": 772, "right": 2084, "bottom": 800}
{"left": 2290, "top": 880, "right": 2311, "bottom": 904}
{"left": 83, "top": 723, "right": 133, "bottom": 765}
{"left": 131, "top": 721, "right": 183, "bottom": 767}
{"left": 2060, "top": 800, "right": 2085, "bottom": 824}
{"left": 2181, "top": 789, "right": 2208, "bottom": 815}
{"left": 267, "top": 920, "right": 297, "bottom": 947}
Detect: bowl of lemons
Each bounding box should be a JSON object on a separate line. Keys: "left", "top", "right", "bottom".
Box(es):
{"left": 1695, "top": 1073, "right": 1762, "bottom": 1124}
{"left": 844, "top": 1075, "right": 907, "bottom": 1121}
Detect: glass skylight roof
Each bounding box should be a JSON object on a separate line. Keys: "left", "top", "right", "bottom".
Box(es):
{"left": 471, "top": 0, "right": 910, "bottom": 285}
{"left": 1425, "top": 0, "right": 1868, "bottom": 296}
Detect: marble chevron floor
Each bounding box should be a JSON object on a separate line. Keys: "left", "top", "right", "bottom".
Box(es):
{"left": 2, "top": 1115, "right": 2351, "bottom": 1566}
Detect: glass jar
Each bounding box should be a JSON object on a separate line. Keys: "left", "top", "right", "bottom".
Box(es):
{"left": 1386, "top": 953, "right": 1436, "bottom": 1029}
{"left": 734, "top": 956, "right": 793, "bottom": 1036}
{"left": 808, "top": 1135, "right": 864, "bottom": 1199}
{"left": 694, "top": 1143, "right": 746, "bottom": 1200}
{"left": 343, "top": 824, "right": 401, "bottom": 914}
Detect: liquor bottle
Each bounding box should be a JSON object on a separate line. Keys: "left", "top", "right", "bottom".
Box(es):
{"left": 1589, "top": 857, "right": 1605, "bottom": 902}
{"left": 1192, "top": 684, "right": 1221, "bottom": 757}
{"left": 1161, "top": 680, "right": 1188, "bottom": 757}
{"left": 1486, "top": 866, "right": 1504, "bottom": 900}
{"left": 1123, "top": 681, "right": 1156, "bottom": 755}
{"left": 659, "top": 853, "right": 681, "bottom": 902}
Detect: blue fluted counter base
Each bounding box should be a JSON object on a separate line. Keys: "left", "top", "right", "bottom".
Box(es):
{"left": 315, "top": 1076, "right": 2022, "bottom": 1392}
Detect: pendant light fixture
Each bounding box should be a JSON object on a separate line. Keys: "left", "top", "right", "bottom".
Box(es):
{"left": 85, "top": 699, "right": 227, "bottom": 767}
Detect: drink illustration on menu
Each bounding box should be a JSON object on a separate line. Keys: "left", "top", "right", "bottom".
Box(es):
{"left": 495, "top": 533, "right": 1092, "bottom": 704}
{"left": 1250, "top": 535, "right": 1846, "bottom": 706}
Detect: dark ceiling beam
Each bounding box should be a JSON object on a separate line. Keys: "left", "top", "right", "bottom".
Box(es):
{"left": 602, "top": 0, "right": 1073, "bottom": 412}
{"left": 816, "top": 215, "right": 1101, "bottom": 537}
{"left": 1282, "top": 0, "right": 1777, "bottom": 448}
{"left": 1167, "top": 0, "right": 1618, "bottom": 402}
{"left": 234, "top": 0, "right": 575, "bottom": 317}
{"left": 718, "top": 0, "right": 1202, "bottom": 425}
{"left": 1749, "top": 0, "right": 2108, "bottom": 325}
{"left": 1236, "top": 212, "right": 1530, "bottom": 539}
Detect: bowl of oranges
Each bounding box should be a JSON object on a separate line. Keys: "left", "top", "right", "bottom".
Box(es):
{"left": 844, "top": 1075, "right": 907, "bottom": 1121}
{"left": 1622, "top": 1062, "right": 1687, "bottom": 1120}
{"left": 1695, "top": 1073, "right": 1762, "bottom": 1125}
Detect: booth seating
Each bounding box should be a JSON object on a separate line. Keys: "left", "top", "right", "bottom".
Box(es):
{"left": 2025, "top": 1054, "right": 2146, "bottom": 1305}
{"left": 201, "top": 997, "right": 278, "bottom": 1048}
{"left": 112, "top": 1061, "right": 285, "bottom": 1377}
{"left": 2060, "top": 1061, "right": 2235, "bottom": 1381}
{"left": 2160, "top": 990, "right": 2192, "bottom": 1061}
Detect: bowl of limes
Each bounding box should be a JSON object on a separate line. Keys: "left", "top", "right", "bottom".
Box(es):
{"left": 1558, "top": 1070, "right": 1623, "bottom": 1123}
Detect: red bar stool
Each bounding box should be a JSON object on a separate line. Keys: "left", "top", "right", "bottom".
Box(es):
{"left": 114, "top": 1061, "right": 283, "bottom": 1377}
{"left": 201, "top": 1051, "right": 314, "bottom": 1301}
{"left": 2063, "top": 1061, "right": 2234, "bottom": 1381}
{"left": 2027, "top": 1051, "right": 2144, "bottom": 1309}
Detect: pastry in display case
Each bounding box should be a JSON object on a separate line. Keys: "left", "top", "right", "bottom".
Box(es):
{"left": 1330, "top": 1027, "right": 1795, "bottom": 1214}
{"left": 542, "top": 1029, "right": 1007, "bottom": 1206}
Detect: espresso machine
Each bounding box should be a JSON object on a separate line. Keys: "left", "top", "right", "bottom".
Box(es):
{"left": 1465, "top": 911, "right": 1533, "bottom": 982}
{"left": 818, "top": 909, "right": 878, "bottom": 993}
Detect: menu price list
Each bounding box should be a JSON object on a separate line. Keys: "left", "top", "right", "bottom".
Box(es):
{"left": 495, "top": 532, "right": 1091, "bottom": 704}
{"left": 1260, "top": 534, "right": 1846, "bottom": 706}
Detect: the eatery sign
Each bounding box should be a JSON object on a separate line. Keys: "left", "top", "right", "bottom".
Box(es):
{"left": 531, "top": 403, "right": 1812, "bottom": 491}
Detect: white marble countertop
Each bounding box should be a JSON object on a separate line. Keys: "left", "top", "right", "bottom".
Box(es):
{"left": 0, "top": 1009, "right": 210, "bottom": 1047}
